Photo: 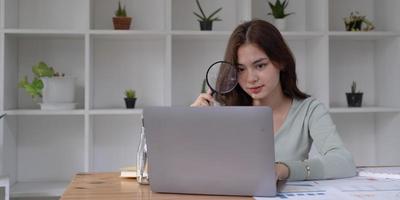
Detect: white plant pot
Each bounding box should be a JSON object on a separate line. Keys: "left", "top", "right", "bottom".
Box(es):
{"left": 274, "top": 18, "right": 287, "bottom": 31}
{"left": 40, "top": 77, "right": 76, "bottom": 110}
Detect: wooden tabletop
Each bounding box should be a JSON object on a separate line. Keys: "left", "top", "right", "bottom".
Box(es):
{"left": 60, "top": 172, "right": 253, "bottom": 200}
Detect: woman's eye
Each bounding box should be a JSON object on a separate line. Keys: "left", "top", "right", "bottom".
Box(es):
{"left": 256, "top": 63, "right": 267, "bottom": 69}
{"left": 237, "top": 67, "right": 245, "bottom": 72}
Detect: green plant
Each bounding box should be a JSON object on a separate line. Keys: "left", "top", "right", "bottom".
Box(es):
{"left": 18, "top": 61, "right": 63, "bottom": 101}
{"left": 350, "top": 81, "right": 361, "bottom": 93}
{"left": 344, "top": 11, "right": 374, "bottom": 31}
{"left": 268, "top": 0, "right": 294, "bottom": 19}
{"left": 201, "top": 79, "right": 207, "bottom": 93}
{"left": 125, "top": 89, "right": 136, "bottom": 99}
{"left": 193, "top": 0, "right": 222, "bottom": 23}
{"left": 115, "top": 1, "right": 127, "bottom": 17}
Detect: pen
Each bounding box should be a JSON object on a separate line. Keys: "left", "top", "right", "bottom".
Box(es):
{"left": 0, "top": 113, "right": 6, "bottom": 119}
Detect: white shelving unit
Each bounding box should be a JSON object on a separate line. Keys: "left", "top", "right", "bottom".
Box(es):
{"left": 0, "top": 0, "right": 399, "bottom": 198}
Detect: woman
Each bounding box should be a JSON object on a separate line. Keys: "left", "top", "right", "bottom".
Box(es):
{"left": 191, "top": 20, "right": 356, "bottom": 181}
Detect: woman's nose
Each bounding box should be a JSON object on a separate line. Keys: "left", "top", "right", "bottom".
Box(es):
{"left": 247, "top": 69, "right": 259, "bottom": 83}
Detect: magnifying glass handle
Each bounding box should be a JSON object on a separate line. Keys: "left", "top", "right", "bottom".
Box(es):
{"left": 204, "top": 90, "right": 216, "bottom": 106}
{"left": 210, "top": 90, "right": 215, "bottom": 96}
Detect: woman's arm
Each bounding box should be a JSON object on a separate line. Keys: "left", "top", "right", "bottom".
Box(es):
{"left": 284, "top": 101, "right": 357, "bottom": 181}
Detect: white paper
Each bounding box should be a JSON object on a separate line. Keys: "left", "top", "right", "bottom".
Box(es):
{"left": 254, "top": 172, "right": 400, "bottom": 200}
{"left": 254, "top": 187, "right": 352, "bottom": 200}
{"left": 358, "top": 167, "right": 400, "bottom": 179}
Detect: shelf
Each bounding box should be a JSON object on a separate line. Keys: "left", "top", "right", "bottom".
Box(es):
{"left": 3, "top": 29, "right": 85, "bottom": 38}
{"left": 329, "top": 31, "right": 399, "bottom": 40}
{"left": 11, "top": 181, "right": 69, "bottom": 198}
{"left": 89, "top": 109, "right": 143, "bottom": 115}
{"left": 171, "top": 31, "right": 325, "bottom": 40}
{"left": 329, "top": 107, "right": 400, "bottom": 113}
{"left": 282, "top": 32, "right": 325, "bottom": 40}
{"left": 5, "top": 109, "right": 85, "bottom": 116}
{"left": 171, "top": 31, "right": 232, "bottom": 39}
{"left": 6, "top": 107, "right": 398, "bottom": 116}
{"left": 90, "top": 30, "right": 168, "bottom": 39}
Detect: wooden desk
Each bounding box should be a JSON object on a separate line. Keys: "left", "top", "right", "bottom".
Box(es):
{"left": 60, "top": 172, "right": 252, "bottom": 200}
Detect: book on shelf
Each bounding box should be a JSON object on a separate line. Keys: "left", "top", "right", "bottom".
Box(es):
{"left": 120, "top": 165, "right": 137, "bottom": 178}
{"left": 358, "top": 166, "right": 400, "bottom": 179}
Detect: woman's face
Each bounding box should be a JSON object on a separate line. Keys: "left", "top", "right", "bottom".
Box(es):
{"left": 237, "top": 43, "right": 281, "bottom": 102}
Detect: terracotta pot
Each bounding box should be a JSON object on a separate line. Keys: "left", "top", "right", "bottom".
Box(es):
{"left": 113, "top": 17, "right": 132, "bottom": 30}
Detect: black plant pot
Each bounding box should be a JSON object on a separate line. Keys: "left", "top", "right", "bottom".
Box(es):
{"left": 346, "top": 93, "right": 363, "bottom": 107}
{"left": 124, "top": 98, "right": 137, "bottom": 109}
{"left": 199, "top": 21, "right": 213, "bottom": 31}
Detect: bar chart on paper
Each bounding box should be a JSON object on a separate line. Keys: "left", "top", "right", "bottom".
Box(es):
{"left": 254, "top": 185, "right": 352, "bottom": 200}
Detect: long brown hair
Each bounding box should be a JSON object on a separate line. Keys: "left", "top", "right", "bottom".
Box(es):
{"left": 216, "top": 19, "right": 309, "bottom": 106}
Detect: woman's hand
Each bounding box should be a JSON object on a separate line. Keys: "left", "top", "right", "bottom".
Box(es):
{"left": 190, "top": 90, "right": 214, "bottom": 107}
{"left": 275, "top": 162, "right": 290, "bottom": 181}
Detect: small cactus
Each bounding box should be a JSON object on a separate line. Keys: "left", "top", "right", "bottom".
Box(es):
{"left": 115, "top": 1, "right": 127, "bottom": 17}
{"left": 351, "top": 81, "right": 357, "bottom": 93}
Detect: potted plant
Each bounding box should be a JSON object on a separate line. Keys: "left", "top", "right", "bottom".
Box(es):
{"left": 343, "top": 11, "right": 375, "bottom": 31}
{"left": 346, "top": 81, "right": 363, "bottom": 107}
{"left": 193, "top": 0, "right": 222, "bottom": 31}
{"left": 267, "top": 0, "right": 294, "bottom": 31}
{"left": 124, "top": 89, "right": 137, "bottom": 109}
{"left": 113, "top": 1, "right": 132, "bottom": 30}
{"left": 18, "top": 61, "right": 76, "bottom": 110}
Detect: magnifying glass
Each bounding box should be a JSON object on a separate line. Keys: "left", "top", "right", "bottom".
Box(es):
{"left": 205, "top": 61, "right": 238, "bottom": 96}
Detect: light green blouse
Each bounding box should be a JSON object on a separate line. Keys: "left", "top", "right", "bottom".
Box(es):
{"left": 275, "top": 97, "right": 356, "bottom": 181}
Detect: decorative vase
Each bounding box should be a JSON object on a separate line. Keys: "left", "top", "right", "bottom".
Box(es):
{"left": 124, "top": 98, "right": 137, "bottom": 108}
{"left": 40, "top": 77, "right": 76, "bottom": 110}
{"left": 113, "top": 17, "right": 132, "bottom": 30}
{"left": 274, "top": 18, "right": 287, "bottom": 31}
{"left": 199, "top": 21, "right": 213, "bottom": 31}
{"left": 346, "top": 93, "right": 363, "bottom": 107}
{"left": 136, "top": 124, "right": 149, "bottom": 184}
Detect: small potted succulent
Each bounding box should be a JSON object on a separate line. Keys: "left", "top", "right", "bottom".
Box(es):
{"left": 113, "top": 1, "right": 132, "bottom": 30}
{"left": 343, "top": 11, "right": 375, "bottom": 31}
{"left": 267, "top": 0, "right": 294, "bottom": 31}
{"left": 18, "top": 61, "right": 76, "bottom": 110}
{"left": 193, "top": 0, "right": 222, "bottom": 31}
{"left": 124, "top": 89, "right": 137, "bottom": 109}
{"left": 346, "top": 81, "right": 363, "bottom": 107}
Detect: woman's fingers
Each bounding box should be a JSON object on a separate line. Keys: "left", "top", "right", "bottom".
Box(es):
{"left": 191, "top": 92, "right": 214, "bottom": 107}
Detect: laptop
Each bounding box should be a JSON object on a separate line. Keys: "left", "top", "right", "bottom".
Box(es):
{"left": 143, "top": 106, "right": 276, "bottom": 197}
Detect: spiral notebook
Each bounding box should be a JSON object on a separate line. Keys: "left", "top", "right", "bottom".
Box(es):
{"left": 358, "top": 166, "right": 400, "bottom": 179}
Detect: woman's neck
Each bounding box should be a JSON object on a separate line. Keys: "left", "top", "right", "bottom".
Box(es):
{"left": 253, "top": 83, "right": 291, "bottom": 111}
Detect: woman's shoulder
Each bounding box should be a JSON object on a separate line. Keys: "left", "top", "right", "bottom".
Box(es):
{"left": 294, "top": 96, "right": 325, "bottom": 109}
{"left": 292, "top": 97, "right": 329, "bottom": 117}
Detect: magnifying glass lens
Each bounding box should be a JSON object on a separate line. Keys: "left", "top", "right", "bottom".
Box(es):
{"left": 206, "top": 61, "right": 238, "bottom": 95}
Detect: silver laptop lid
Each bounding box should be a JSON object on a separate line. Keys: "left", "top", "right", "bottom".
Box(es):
{"left": 144, "top": 106, "right": 276, "bottom": 197}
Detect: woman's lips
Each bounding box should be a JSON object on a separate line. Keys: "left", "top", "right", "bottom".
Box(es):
{"left": 248, "top": 85, "right": 263, "bottom": 94}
